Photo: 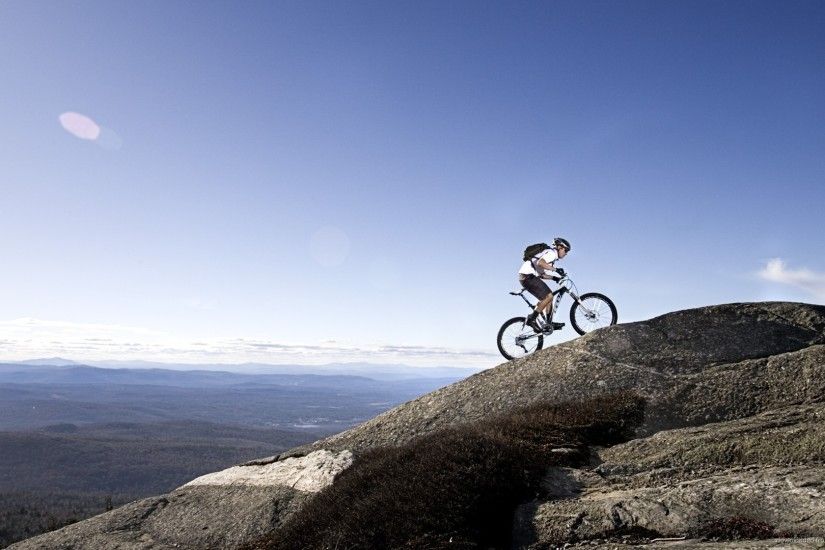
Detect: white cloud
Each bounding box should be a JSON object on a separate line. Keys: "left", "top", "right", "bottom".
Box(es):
{"left": 0, "top": 318, "right": 496, "bottom": 367}
{"left": 758, "top": 258, "right": 825, "bottom": 300}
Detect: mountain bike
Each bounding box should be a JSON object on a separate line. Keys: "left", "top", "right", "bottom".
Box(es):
{"left": 496, "top": 273, "right": 617, "bottom": 361}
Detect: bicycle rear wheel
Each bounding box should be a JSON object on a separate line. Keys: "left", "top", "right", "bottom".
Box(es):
{"left": 569, "top": 293, "right": 618, "bottom": 335}
{"left": 497, "top": 317, "right": 544, "bottom": 361}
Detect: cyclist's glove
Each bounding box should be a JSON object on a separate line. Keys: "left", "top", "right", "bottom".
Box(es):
{"left": 555, "top": 268, "right": 566, "bottom": 277}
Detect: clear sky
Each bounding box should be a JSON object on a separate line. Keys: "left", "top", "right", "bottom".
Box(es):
{"left": 1, "top": 1, "right": 823, "bottom": 368}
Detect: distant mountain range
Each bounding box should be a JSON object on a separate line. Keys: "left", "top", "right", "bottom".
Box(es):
{"left": 0, "top": 358, "right": 483, "bottom": 381}
{"left": 14, "top": 357, "right": 80, "bottom": 367}
{"left": 0, "top": 361, "right": 479, "bottom": 431}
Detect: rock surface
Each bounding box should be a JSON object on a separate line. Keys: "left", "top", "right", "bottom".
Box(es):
{"left": 585, "top": 538, "right": 825, "bottom": 549}
{"left": 515, "top": 403, "right": 825, "bottom": 548}
{"left": 11, "top": 302, "right": 825, "bottom": 549}
{"left": 8, "top": 486, "right": 310, "bottom": 550}
{"left": 184, "top": 449, "right": 353, "bottom": 492}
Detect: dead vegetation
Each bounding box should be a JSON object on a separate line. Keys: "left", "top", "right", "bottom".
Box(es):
{"left": 245, "top": 392, "right": 645, "bottom": 550}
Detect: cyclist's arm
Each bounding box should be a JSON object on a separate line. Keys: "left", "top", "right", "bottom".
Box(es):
{"left": 536, "top": 259, "right": 561, "bottom": 280}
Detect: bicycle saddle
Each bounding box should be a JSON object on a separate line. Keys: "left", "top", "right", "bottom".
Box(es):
{"left": 509, "top": 290, "right": 526, "bottom": 296}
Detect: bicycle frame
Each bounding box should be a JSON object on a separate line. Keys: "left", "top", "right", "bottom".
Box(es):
{"left": 512, "top": 277, "right": 589, "bottom": 315}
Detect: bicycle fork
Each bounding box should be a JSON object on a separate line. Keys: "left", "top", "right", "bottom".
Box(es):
{"left": 558, "top": 287, "right": 597, "bottom": 318}
{"left": 567, "top": 288, "right": 599, "bottom": 321}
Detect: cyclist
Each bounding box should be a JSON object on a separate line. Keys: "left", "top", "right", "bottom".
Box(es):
{"left": 518, "top": 237, "right": 571, "bottom": 332}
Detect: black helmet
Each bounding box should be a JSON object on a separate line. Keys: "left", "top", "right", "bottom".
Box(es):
{"left": 554, "top": 237, "right": 571, "bottom": 251}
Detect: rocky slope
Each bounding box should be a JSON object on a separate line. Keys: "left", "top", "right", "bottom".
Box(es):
{"left": 10, "top": 301, "right": 825, "bottom": 549}
{"left": 514, "top": 402, "right": 825, "bottom": 547}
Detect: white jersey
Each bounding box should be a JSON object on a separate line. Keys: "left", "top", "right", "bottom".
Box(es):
{"left": 518, "top": 248, "right": 559, "bottom": 278}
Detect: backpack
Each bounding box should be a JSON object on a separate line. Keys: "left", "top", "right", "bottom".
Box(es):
{"left": 523, "top": 242, "right": 550, "bottom": 262}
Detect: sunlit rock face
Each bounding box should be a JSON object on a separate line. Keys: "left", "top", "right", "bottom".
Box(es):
{"left": 183, "top": 449, "right": 354, "bottom": 492}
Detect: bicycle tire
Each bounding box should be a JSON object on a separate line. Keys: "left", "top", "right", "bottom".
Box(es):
{"left": 569, "top": 293, "right": 618, "bottom": 335}
{"left": 497, "top": 316, "right": 544, "bottom": 361}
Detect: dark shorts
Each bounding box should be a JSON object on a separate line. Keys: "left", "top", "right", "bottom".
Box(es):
{"left": 519, "top": 274, "right": 551, "bottom": 301}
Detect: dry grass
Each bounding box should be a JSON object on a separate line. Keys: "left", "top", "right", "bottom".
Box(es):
{"left": 246, "top": 391, "right": 645, "bottom": 550}
{"left": 701, "top": 516, "right": 787, "bottom": 541}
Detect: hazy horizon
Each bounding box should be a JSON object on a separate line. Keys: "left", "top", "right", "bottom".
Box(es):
{"left": 0, "top": 356, "right": 484, "bottom": 374}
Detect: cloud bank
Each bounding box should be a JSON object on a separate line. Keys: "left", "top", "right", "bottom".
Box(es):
{"left": 0, "top": 318, "right": 496, "bottom": 367}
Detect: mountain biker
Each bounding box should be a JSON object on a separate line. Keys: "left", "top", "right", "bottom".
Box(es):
{"left": 518, "top": 237, "right": 571, "bottom": 332}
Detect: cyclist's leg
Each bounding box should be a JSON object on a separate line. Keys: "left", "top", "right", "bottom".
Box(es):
{"left": 538, "top": 294, "right": 554, "bottom": 321}
{"left": 541, "top": 288, "right": 566, "bottom": 329}
{"left": 541, "top": 289, "right": 555, "bottom": 319}
{"left": 521, "top": 276, "right": 551, "bottom": 317}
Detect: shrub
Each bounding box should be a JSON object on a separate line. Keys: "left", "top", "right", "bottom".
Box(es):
{"left": 701, "top": 517, "right": 782, "bottom": 540}
{"left": 247, "top": 391, "right": 645, "bottom": 549}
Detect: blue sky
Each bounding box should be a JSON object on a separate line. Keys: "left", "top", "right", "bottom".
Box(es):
{"left": 1, "top": 1, "right": 823, "bottom": 367}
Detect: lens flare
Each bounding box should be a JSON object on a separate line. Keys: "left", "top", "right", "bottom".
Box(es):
{"left": 59, "top": 112, "right": 101, "bottom": 140}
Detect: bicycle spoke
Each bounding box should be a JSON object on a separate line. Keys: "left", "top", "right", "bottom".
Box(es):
{"left": 500, "top": 319, "right": 541, "bottom": 359}
{"left": 575, "top": 296, "right": 612, "bottom": 331}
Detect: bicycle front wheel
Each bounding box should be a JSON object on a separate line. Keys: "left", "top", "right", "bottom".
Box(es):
{"left": 497, "top": 317, "right": 544, "bottom": 361}
{"left": 569, "top": 293, "right": 618, "bottom": 335}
